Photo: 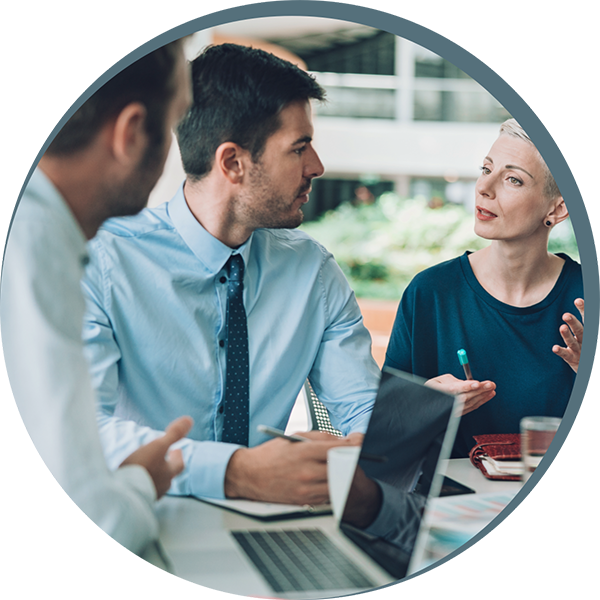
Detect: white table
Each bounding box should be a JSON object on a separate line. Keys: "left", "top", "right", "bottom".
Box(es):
{"left": 151, "top": 458, "right": 522, "bottom": 595}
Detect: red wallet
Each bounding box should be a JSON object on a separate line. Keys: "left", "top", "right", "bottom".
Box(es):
{"left": 469, "top": 433, "right": 521, "bottom": 481}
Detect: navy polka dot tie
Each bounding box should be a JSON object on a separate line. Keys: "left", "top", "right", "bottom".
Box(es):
{"left": 222, "top": 254, "right": 249, "bottom": 446}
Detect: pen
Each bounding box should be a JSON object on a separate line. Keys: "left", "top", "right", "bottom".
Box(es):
{"left": 457, "top": 348, "right": 473, "bottom": 380}
{"left": 257, "top": 424, "right": 309, "bottom": 442}
{"left": 257, "top": 425, "right": 387, "bottom": 462}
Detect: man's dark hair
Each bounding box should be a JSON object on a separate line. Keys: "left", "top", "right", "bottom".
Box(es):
{"left": 47, "top": 40, "right": 183, "bottom": 155}
{"left": 176, "top": 43, "right": 326, "bottom": 181}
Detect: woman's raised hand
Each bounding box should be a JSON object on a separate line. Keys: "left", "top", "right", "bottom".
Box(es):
{"left": 553, "top": 298, "right": 584, "bottom": 373}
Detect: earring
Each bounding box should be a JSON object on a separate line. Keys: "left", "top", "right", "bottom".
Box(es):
{"left": 545, "top": 220, "right": 552, "bottom": 227}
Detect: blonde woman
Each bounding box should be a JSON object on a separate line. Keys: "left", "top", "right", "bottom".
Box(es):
{"left": 384, "top": 119, "right": 584, "bottom": 457}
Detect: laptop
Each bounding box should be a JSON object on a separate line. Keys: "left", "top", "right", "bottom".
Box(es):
{"left": 225, "top": 367, "right": 464, "bottom": 598}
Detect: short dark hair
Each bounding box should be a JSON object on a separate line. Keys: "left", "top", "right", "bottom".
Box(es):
{"left": 47, "top": 40, "right": 183, "bottom": 155}
{"left": 176, "top": 43, "right": 326, "bottom": 181}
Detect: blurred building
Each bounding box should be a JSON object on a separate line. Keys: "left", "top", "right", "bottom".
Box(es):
{"left": 150, "top": 17, "right": 510, "bottom": 218}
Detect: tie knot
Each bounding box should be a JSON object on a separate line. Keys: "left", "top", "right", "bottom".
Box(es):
{"left": 228, "top": 254, "right": 244, "bottom": 282}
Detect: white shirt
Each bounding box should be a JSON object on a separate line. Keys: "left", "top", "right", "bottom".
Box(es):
{"left": 1, "top": 168, "right": 159, "bottom": 555}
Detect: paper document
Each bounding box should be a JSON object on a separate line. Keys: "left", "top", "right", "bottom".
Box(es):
{"left": 426, "top": 491, "right": 519, "bottom": 534}
{"left": 481, "top": 456, "right": 524, "bottom": 477}
{"left": 197, "top": 497, "right": 332, "bottom": 520}
{"left": 413, "top": 491, "right": 520, "bottom": 572}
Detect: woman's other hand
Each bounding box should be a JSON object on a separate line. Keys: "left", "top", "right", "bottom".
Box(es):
{"left": 553, "top": 298, "right": 584, "bottom": 373}
{"left": 425, "top": 373, "right": 496, "bottom": 415}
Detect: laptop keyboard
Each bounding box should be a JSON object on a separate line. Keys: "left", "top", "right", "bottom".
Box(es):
{"left": 231, "top": 528, "right": 376, "bottom": 593}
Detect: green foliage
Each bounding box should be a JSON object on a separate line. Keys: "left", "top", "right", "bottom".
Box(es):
{"left": 301, "top": 192, "right": 580, "bottom": 299}
{"left": 548, "top": 218, "right": 580, "bottom": 262}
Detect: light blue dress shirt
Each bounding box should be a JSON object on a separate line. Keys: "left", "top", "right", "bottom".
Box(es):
{"left": 82, "top": 184, "right": 380, "bottom": 499}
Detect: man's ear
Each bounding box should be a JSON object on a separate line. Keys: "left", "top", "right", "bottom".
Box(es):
{"left": 214, "top": 142, "right": 250, "bottom": 183}
{"left": 547, "top": 196, "right": 569, "bottom": 226}
{"left": 110, "top": 102, "right": 148, "bottom": 166}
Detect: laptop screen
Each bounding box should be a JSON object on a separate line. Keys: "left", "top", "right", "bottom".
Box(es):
{"left": 337, "top": 367, "right": 462, "bottom": 580}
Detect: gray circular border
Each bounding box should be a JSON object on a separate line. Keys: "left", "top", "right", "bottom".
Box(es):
{"left": 16, "top": 0, "right": 600, "bottom": 587}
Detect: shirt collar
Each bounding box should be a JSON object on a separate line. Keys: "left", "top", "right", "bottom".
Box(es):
{"left": 167, "top": 182, "right": 253, "bottom": 275}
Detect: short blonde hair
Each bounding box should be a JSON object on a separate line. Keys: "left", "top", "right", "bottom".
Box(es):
{"left": 499, "top": 118, "right": 561, "bottom": 199}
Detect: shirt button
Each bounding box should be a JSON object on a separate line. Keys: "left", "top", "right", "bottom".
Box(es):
{"left": 218, "top": 405, "right": 224, "bottom": 414}
{"left": 219, "top": 340, "right": 225, "bottom": 348}
{"left": 220, "top": 276, "right": 227, "bottom": 283}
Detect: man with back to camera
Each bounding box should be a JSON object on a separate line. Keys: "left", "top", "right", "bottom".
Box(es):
{"left": 80, "top": 43, "right": 381, "bottom": 505}
{"left": 1, "top": 39, "right": 193, "bottom": 556}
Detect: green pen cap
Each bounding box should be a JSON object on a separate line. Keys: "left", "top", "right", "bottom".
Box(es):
{"left": 457, "top": 349, "right": 469, "bottom": 365}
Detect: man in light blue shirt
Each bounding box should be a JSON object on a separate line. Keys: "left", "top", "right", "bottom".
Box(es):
{"left": 82, "top": 44, "right": 381, "bottom": 504}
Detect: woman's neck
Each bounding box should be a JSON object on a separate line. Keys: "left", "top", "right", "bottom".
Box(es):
{"left": 469, "top": 239, "right": 565, "bottom": 307}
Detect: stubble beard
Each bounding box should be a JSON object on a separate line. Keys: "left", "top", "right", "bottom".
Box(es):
{"left": 242, "top": 162, "right": 311, "bottom": 230}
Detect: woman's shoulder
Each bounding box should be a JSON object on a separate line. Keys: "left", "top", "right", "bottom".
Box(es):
{"left": 555, "top": 252, "right": 583, "bottom": 293}
{"left": 408, "top": 253, "right": 467, "bottom": 290}
{"left": 554, "top": 252, "right": 582, "bottom": 282}
{"left": 556, "top": 252, "right": 581, "bottom": 270}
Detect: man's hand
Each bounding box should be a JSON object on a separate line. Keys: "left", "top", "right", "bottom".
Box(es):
{"left": 224, "top": 431, "right": 358, "bottom": 505}
{"left": 344, "top": 432, "right": 364, "bottom": 446}
{"left": 120, "top": 416, "right": 193, "bottom": 499}
{"left": 553, "top": 298, "right": 584, "bottom": 373}
{"left": 425, "top": 373, "right": 496, "bottom": 415}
